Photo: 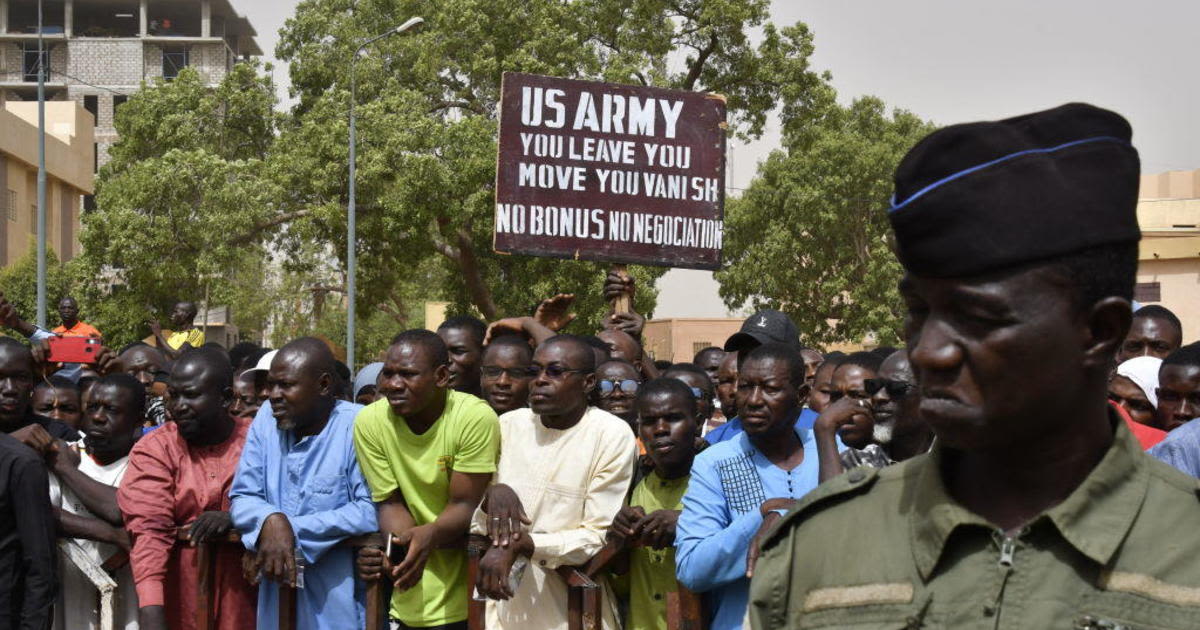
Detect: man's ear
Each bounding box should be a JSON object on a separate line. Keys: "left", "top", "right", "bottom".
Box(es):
{"left": 582, "top": 372, "right": 597, "bottom": 394}
{"left": 435, "top": 364, "right": 452, "bottom": 388}
{"left": 318, "top": 372, "right": 333, "bottom": 397}
{"left": 1083, "top": 297, "right": 1133, "bottom": 371}
{"left": 796, "top": 382, "right": 812, "bottom": 404}
{"left": 220, "top": 385, "right": 234, "bottom": 408}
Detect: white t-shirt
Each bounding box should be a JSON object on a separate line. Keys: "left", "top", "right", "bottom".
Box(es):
{"left": 52, "top": 454, "right": 139, "bottom": 630}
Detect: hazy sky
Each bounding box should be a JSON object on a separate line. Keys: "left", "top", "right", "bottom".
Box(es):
{"left": 237, "top": 0, "right": 1200, "bottom": 318}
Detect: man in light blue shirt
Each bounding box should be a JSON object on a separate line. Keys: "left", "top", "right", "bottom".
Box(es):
{"left": 1149, "top": 418, "right": 1200, "bottom": 477}
{"left": 676, "top": 343, "right": 839, "bottom": 630}
{"left": 231, "top": 338, "right": 378, "bottom": 630}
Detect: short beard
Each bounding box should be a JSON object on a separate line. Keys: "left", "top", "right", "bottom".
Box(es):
{"left": 873, "top": 419, "right": 895, "bottom": 445}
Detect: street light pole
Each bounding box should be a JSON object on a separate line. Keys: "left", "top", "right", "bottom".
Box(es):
{"left": 346, "top": 16, "right": 423, "bottom": 372}
{"left": 35, "top": 0, "right": 47, "bottom": 327}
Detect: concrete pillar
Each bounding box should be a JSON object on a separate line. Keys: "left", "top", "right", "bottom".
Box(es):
{"left": 0, "top": 0, "right": 8, "bottom": 35}
{"left": 64, "top": 0, "right": 72, "bottom": 37}
{"left": 139, "top": 0, "right": 147, "bottom": 36}
{"left": 200, "top": 0, "right": 210, "bottom": 37}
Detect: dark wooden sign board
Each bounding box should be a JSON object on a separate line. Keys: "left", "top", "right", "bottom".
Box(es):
{"left": 493, "top": 72, "right": 727, "bottom": 270}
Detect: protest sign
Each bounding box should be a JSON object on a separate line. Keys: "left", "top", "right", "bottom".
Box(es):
{"left": 494, "top": 72, "right": 727, "bottom": 270}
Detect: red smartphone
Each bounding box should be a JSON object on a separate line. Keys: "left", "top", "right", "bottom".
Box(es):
{"left": 47, "top": 337, "right": 101, "bottom": 364}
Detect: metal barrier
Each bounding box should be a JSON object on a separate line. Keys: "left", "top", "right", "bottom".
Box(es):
{"left": 176, "top": 528, "right": 387, "bottom": 630}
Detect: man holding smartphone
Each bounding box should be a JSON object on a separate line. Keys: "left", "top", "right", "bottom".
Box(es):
{"left": 353, "top": 329, "right": 499, "bottom": 630}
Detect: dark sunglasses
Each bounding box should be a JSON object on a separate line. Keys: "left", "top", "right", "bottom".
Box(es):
{"left": 598, "top": 379, "right": 640, "bottom": 395}
{"left": 864, "top": 378, "right": 914, "bottom": 399}
{"left": 531, "top": 364, "right": 589, "bottom": 380}
{"left": 481, "top": 366, "right": 534, "bottom": 379}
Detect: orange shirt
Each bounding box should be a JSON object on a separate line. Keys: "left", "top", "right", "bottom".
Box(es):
{"left": 51, "top": 321, "right": 101, "bottom": 338}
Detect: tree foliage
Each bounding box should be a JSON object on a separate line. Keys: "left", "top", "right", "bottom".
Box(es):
{"left": 716, "top": 97, "right": 935, "bottom": 347}
{"left": 0, "top": 245, "right": 73, "bottom": 336}
{"left": 273, "top": 0, "right": 829, "bottom": 327}
{"left": 77, "top": 63, "right": 286, "bottom": 346}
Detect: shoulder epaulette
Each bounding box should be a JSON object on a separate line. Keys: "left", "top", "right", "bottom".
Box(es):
{"left": 761, "top": 466, "right": 880, "bottom": 550}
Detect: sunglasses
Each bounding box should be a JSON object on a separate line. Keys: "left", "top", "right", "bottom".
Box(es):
{"left": 864, "top": 378, "right": 914, "bottom": 399}
{"left": 481, "top": 366, "right": 535, "bottom": 379}
{"left": 531, "top": 364, "right": 589, "bottom": 380}
{"left": 598, "top": 379, "right": 640, "bottom": 395}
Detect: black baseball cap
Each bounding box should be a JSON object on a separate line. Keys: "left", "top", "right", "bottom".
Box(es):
{"left": 723, "top": 310, "right": 800, "bottom": 353}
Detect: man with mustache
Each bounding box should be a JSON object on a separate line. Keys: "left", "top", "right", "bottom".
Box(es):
{"left": 676, "top": 343, "right": 825, "bottom": 630}
{"left": 438, "top": 316, "right": 487, "bottom": 398}
{"left": 813, "top": 350, "right": 933, "bottom": 481}
{"left": 230, "top": 337, "right": 377, "bottom": 630}
{"left": 472, "top": 335, "right": 637, "bottom": 630}
{"left": 51, "top": 373, "right": 144, "bottom": 629}
{"left": 354, "top": 329, "right": 499, "bottom": 630}
{"left": 118, "top": 347, "right": 256, "bottom": 630}
{"left": 751, "top": 104, "right": 1200, "bottom": 628}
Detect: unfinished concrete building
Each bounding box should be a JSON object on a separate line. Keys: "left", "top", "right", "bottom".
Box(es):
{"left": 0, "top": 0, "right": 261, "bottom": 176}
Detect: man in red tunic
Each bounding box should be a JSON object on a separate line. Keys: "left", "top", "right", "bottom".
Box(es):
{"left": 118, "top": 348, "right": 257, "bottom": 630}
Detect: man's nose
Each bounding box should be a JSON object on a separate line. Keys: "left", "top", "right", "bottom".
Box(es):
{"left": 908, "top": 319, "right": 964, "bottom": 376}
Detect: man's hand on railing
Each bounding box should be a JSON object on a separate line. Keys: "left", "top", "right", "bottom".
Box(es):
{"left": 482, "top": 484, "right": 530, "bottom": 549}
{"left": 256, "top": 513, "right": 298, "bottom": 586}
{"left": 186, "top": 511, "right": 234, "bottom": 546}
{"left": 356, "top": 545, "right": 390, "bottom": 582}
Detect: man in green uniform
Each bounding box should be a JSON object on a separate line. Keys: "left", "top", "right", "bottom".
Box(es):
{"left": 750, "top": 103, "right": 1200, "bottom": 629}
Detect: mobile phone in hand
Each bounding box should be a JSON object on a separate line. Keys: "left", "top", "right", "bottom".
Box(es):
{"left": 47, "top": 337, "right": 101, "bottom": 364}
{"left": 385, "top": 534, "right": 407, "bottom": 565}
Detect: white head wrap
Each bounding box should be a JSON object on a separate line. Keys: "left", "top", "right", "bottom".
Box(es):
{"left": 1116, "top": 356, "right": 1163, "bottom": 408}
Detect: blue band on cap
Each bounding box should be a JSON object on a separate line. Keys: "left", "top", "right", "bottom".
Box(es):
{"left": 890, "top": 135, "right": 1129, "bottom": 212}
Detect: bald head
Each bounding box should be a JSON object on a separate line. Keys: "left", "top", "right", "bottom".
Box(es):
{"left": 597, "top": 329, "right": 642, "bottom": 363}
{"left": 171, "top": 347, "right": 233, "bottom": 390}
{"left": 276, "top": 337, "right": 336, "bottom": 376}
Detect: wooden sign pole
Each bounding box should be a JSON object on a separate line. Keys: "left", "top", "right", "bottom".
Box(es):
{"left": 610, "top": 265, "right": 633, "bottom": 315}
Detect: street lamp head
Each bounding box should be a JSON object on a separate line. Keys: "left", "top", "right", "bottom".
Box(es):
{"left": 395, "top": 17, "right": 425, "bottom": 34}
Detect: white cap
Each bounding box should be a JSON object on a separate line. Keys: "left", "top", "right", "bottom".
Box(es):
{"left": 239, "top": 349, "right": 278, "bottom": 379}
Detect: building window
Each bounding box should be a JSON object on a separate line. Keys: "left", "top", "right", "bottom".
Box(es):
{"left": 113, "top": 95, "right": 128, "bottom": 112}
{"left": 6, "top": 191, "right": 16, "bottom": 222}
{"left": 83, "top": 195, "right": 97, "bottom": 212}
{"left": 21, "top": 43, "right": 48, "bottom": 83}
{"left": 29, "top": 204, "right": 36, "bottom": 235}
{"left": 692, "top": 341, "right": 713, "bottom": 356}
{"left": 1135, "top": 282, "right": 1162, "bottom": 303}
{"left": 83, "top": 95, "right": 99, "bottom": 123}
{"left": 163, "top": 46, "right": 190, "bottom": 80}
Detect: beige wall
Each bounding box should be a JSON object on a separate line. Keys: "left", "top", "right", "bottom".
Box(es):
{"left": 642, "top": 318, "right": 742, "bottom": 363}
{"left": 0, "top": 100, "right": 93, "bottom": 266}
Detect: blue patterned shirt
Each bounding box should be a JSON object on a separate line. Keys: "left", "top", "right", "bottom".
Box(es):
{"left": 676, "top": 423, "right": 829, "bottom": 630}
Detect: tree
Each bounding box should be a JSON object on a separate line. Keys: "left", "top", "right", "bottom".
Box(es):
{"left": 76, "top": 63, "right": 289, "bottom": 346}
{"left": 716, "top": 97, "right": 935, "bottom": 347}
{"left": 273, "top": 0, "right": 829, "bottom": 327}
{"left": 0, "top": 244, "right": 73, "bottom": 334}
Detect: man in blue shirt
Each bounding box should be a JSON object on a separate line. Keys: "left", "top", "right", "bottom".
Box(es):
{"left": 706, "top": 310, "right": 812, "bottom": 445}
{"left": 676, "top": 343, "right": 835, "bottom": 630}
{"left": 231, "top": 338, "right": 378, "bottom": 630}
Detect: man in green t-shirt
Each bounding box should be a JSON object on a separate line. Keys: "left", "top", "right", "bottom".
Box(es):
{"left": 353, "top": 329, "right": 500, "bottom": 630}
{"left": 609, "top": 378, "right": 701, "bottom": 630}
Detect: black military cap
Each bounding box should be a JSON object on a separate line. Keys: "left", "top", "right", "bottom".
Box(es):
{"left": 724, "top": 310, "right": 800, "bottom": 353}
{"left": 889, "top": 103, "right": 1141, "bottom": 277}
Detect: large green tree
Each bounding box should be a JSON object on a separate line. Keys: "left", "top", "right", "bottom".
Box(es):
{"left": 77, "top": 63, "right": 288, "bottom": 346}
{"left": 717, "top": 96, "right": 935, "bottom": 347}
{"left": 273, "top": 0, "right": 829, "bottom": 327}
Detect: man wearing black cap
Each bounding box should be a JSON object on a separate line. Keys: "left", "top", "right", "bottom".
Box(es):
{"left": 706, "top": 310, "right": 813, "bottom": 444}
{"left": 750, "top": 103, "right": 1200, "bottom": 628}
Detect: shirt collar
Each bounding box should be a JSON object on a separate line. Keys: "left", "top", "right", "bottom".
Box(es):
{"left": 909, "top": 410, "right": 1148, "bottom": 580}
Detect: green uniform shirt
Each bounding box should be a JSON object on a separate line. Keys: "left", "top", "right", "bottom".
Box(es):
{"left": 353, "top": 392, "right": 500, "bottom": 626}
{"left": 750, "top": 418, "right": 1200, "bottom": 629}
{"left": 625, "top": 471, "right": 690, "bottom": 630}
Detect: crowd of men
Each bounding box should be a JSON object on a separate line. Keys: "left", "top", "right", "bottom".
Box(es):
{"left": 1, "top": 101, "right": 1200, "bottom": 630}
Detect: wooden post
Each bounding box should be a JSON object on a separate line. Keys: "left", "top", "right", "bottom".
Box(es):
{"left": 610, "top": 264, "right": 632, "bottom": 314}
{"left": 278, "top": 582, "right": 297, "bottom": 630}
{"left": 195, "top": 541, "right": 214, "bottom": 630}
